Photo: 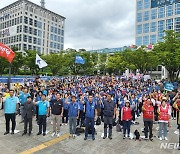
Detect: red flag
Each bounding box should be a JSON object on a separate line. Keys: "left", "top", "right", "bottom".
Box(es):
{"left": 0, "top": 42, "right": 15, "bottom": 63}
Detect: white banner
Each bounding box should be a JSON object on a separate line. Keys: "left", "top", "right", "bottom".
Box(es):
{"left": 0, "top": 25, "right": 17, "bottom": 38}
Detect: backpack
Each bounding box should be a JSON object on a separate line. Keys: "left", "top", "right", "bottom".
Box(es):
{"left": 116, "top": 124, "right": 122, "bottom": 132}
{"left": 96, "top": 117, "right": 101, "bottom": 125}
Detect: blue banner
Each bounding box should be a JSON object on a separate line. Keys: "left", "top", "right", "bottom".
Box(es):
{"left": 75, "top": 55, "right": 85, "bottom": 64}
{"left": 164, "top": 82, "right": 174, "bottom": 91}
{"left": 151, "top": 0, "right": 180, "bottom": 8}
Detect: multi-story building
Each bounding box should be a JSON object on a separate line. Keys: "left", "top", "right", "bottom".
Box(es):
{"left": 135, "top": 0, "right": 180, "bottom": 46}
{"left": 0, "top": 0, "right": 65, "bottom": 54}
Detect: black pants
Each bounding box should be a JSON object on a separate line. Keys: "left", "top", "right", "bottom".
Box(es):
{"left": 131, "top": 110, "right": 135, "bottom": 121}
{"left": 144, "top": 121, "right": 153, "bottom": 139}
{"left": 77, "top": 110, "right": 85, "bottom": 126}
{"left": 171, "top": 106, "right": 176, "bottom": 118}
{"left": 62, "top": 109, "right": 68, "bottom": 123}
{"left": 24, "top": 115, "right": 32, "bottom": 133}
{"left": 38, "top": 115, "right": 47, "bottom": 133}
{"left": 5, "top": 113, "right": 16, "bottom": 132}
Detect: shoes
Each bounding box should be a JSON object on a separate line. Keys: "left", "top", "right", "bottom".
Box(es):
{"left": 43, "top": 132, "right": 46, "bottom": 136}
{"left": 57, "top": 133, "right": 60, "bottom": 137}
{"left": 123, "top": 135, "right": 125, "bottom": 139}
{"left": 84, "top": 137, "right": 87, "bottom": 140}
{"left": 164, "top": 137, "right": 168, "bottom": 141}
{"left": 28, "top": 132, "right": 31, "bottom": 136}
{"left": 51, "top": 132, "right": 56, "bottom": 137}
{"left": 144, "top": 137, "right": 148, "bottom": 140}
{"left": 108, "top": 136, "right": 112, "bottom": 140}
{"left": 149, "top": 138, "right": 153, "bottom": 142}
{"left": 22, "top": 132, "right": 27, "bottom": 136}
{"left": 159, "top": 137, "right": 162, "bottom": 141}
{"left": 11, "top": 131, "right": 14, "bottom": 135}
{"left": 103, "top": 136, "right": 107, "bottom": 139}
{"left": 92, "top": 137, "right": 95, "bottom": 140}
{"left": 4, "top": 132, "right": 9, "bottom": 135}
{"left": 72, "top": 134, "right": 76, "bottom": 138}
{"left": 37, "top": 132, "right": 42, "bottom": 135}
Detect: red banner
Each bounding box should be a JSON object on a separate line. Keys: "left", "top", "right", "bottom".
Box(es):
{"left": 0, "top": 42, "right": 15, "bottom": 63}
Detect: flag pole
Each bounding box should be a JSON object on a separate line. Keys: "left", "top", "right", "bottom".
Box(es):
{"left": 7, "top": 62, "right": 12, "bottom": 89}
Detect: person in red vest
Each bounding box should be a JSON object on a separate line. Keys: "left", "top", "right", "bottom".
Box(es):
{"left": 142, "top": 97, "right": 154, "bottom": 141}
{"left": 158, "top": 98, "right": 171, "bottom": 141}
{"left": 121, "top": 100, "right": 132, "bottom": 139}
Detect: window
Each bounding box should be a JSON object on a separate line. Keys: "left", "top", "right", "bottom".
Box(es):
{"left": 29, "top": 18, "right": 33, "bottom": 26}
{"left": 50, "top": 34, "right": 53, "bottom": 40}
{"left": 34, "top": 20, "right": 37, "bottom": 27}
{"left": 23, "top": 35, "right": 27, "bottom": 42}
{"left": 54, "top": 27, "right": 57, "bottom": 33}
{"left": 29, "top": 27, "right": 33, "bottom": 34}
{"left": 34, "top": 29, "right": 37, "bottom": 35}
{"left": 38, "top": 38, "right": 41, "bottom": 45}
{"left": 38, "top": 21, "right": 42, "bottom": 29}
{"left": 158, "top": 20, "right": 165, "bottom": 41}
{"left": 136, "top": 25, "right": 142, "bottom": 34}
{"left": 175, "top": 17, "right": 180, "bottom": 32}
{"left": 23, "top": 44, "right": 27, "bottom": 50}
{"left": 137, "top": 12, "right": 142, "bottom": 22}
{"left": 150, "top": 22, "right": 156, "bottom": 32}
{"left": 57, "top": 44, "right": 60, "bottom": 49}
{"left": 61, "top": 37, "right": 64, "bottom": 43}
{"left": 144, "top": 11, "right": 149, "bottom": 21}
{"left": 28, "top": 36, "right": 32, "bottom": 43}
{"left": 143, "top": 35, "right": 149, "bottom": 45}
{"left": 50, "top": 42, "right": 53, "bottom": 48}
{"left": 166, "top": 5, "right": 173, "bottom": 17}
{"left": 61, "top": 44, "right": 64, "bottom": 50}
{"left": 28, "top": 45, "right": 32, "bottom": 50}
{"left": 58, "top": 28, "right": 61, "bottom": 35}
{"left": 166, "top": 19, "right": 173, "bottom": 30}
{"left": 158, "top": 7, "right": 165, "bottom": 18}
{"left": 143, "top": 23, "right": 149, "bottom": 33}
{"left": 33, "top": 37, "right": 37, "bottom": 44}
{"left": 151, "top": 8, "right": 157, "bottom": 20}
{"left": 175, "top": 3, "right": 180, "bottom": 15}
{"left": 54, "top": 35, "right": 57, "bottom": 41}
{"left": 150, "top": 35, "right": 156, "bottom": 44}
{"left": 144, "top": 0, "right": 150, "bottom": 9}
{"left": 58, "top": 36, "right": 61, "bottom": 42}
{"left": 137, "top": 0, "right": 143, "bottom": 10}
{"left": 61, "top": 30, "right": 64, "bottom": 36}
{"left": 24, "top": 16, "right": 28, "bottom": 24}
{"left": 51, "top": 26, "right": 54, "bottom": 32}
{"left": 54, "top": 42, "right": 57, "bottom": 49}
{"left": 38, "top": 30, "right": 42, "bottom": 37}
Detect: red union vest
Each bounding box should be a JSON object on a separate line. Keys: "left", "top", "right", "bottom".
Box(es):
{"left": 159, "top": 105, "right": 169, "bottom": 121}
{"left": 143, "top": 105, "right": 154, "bottom": 120}
{"left": 122, "top": 107, "right": 132, "bottom": 121}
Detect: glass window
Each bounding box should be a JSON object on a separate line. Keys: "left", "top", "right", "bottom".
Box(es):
{"left": 175, "top": 17, "right": 180, "bottom": 32}
{"left": 136, "top": 25, "right": 142, "bottom": 34}
{"left": 144, "top": 11, "right": 149, "bottom": 21}
{"left": 50, "top": 34, "right": 53, "bottom": 40}
{"left": 166, "top": 19, "right": 173, "bottom": 30}
{"left": 38, "top": 38, "right": 41, "bottom": 45}
{"left": 51, "top": 26, "right": 54, "bottom": 33}
{"left": 61, "top": 37, "right": 64, "bottom": 43}
{"left": 151, "top": 8, "right": 157, "bottom": 20}
{"left": 54, "top": 27, "right": 57, "bottom": 33}
{"left": 143, "top": 23, "right": 149, "bottom": 33}
{"left": 158, "top": 7, "right": 165, "bottom": 18}
{"left": 143, "top": 35, "right": 149, "bottom": 45}
{"left": 61, "top": 30, "right": 64, "bottom": 36}
{"left": 58, "top": 36, "right": 61, "bottom": 42}
{"left": 34, "top": 29, "right": 37, "bottom": 35}
{"left": 54, "top": 35, "right": 57, "bottom": 41}
{"left": 29, "top": 27, "right": 33, "bottom": 34}
{"left": 29, "top": 18, "right": 33, "bottom": 26}
{"left": 175, "top": 3, "right": 180, "bottom": 15}
{"left": 23, "top": 35, "right": 27, "bottom": 42}
{"left": 137, "top": 12, "right": 142, "bottom": 22}
{"left": 166, "top": 5, "right": 173, "bottom": 17}
{"left": 58, "top": 28, "right": 61, "bottom": 35}
{"left": 50, "top": 42, "right": 53, "bottom": 48}
{"left": 28, "top": 36, "right": 32, "bottom": 43}
{"left": 33, "top": 37, "right": 37, "bottom": 44}
{"left": 38, "top": 21, "right": 42, "bottom": 29}
{"left": 158, "top": 20, "right": 165, "bottom": 41}
{"left": 38, "top": 30, "right": 42, "bottom": 37}
{"left": 34, "top": 20, "right": 37, "bottom": 27}
{"left": 144, "top": 0, "right": 150, "bottom": 9}
{"left": 24, "top": 16, "right": 28, "bottom": 24}
{"left": 150, "top": 22, "right": 156, "bottom": 32}
{"left": 54, "top": 42, "right": 57, "bottom": 49}
{"left": 150, "top": 35, "right": 156, "bottom": 44}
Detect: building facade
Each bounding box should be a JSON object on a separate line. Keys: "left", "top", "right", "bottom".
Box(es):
{"left": 0, "top": 0, "right": 65, "bottom": 54}
{"left": 135, "top": 0, "right": 180, "bottom": 46}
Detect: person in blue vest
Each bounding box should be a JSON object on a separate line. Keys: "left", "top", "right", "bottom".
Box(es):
{"left": 34, "top": 94, "right": 50, "bottom": 136}
{"left": 67, "top": 95, "right": 80, "bottom": 138}
{"left": 77, "top": 94, "right": 85, "bottom": 127}
{"left": 19, "top": 87, "right": 30, "bottom": 123}
{"left": 4, "top": 90, "right": 19, "bottom": 135}
{"left": 84, "top": 94, "right": 97, "bottom": 141}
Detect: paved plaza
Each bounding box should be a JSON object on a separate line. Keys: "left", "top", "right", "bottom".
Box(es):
{"left": 0, "top": 110, "right": 179, "bottom": 154}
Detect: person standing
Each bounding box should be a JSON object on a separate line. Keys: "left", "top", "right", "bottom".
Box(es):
{"left": 51, "top": 93, "right": 63, "bottom": 137}
{"left": 121, "top": 100, "right": 132, "bottom": 139}
{"left": 35, "top": 94, "right": 50, "bottom": 136}
{"left": 67, "top": 95, "right": 80, "bottom": 138}
{"left": 158, "top": 98, "right": 171, "bottom": 141}
{"left": 103, "top": 93, "right": 116, "bottom": 140}
{"left": 22, "top": 96, "right": 35, "bottom": 136}
{"left": 19, "top": 87, "right": 30, "bottom": 123}
{"left": 84, "top": 94, "right": 97, "bottom": 141}
{"left": 4, "top": 90, "right": 19, "bottom": 135}
{"left": 142, "top": 98, "right": 154, "bottom": 141}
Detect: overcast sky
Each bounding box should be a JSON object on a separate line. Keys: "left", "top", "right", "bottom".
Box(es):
{"left": 1, "top": 0, "right": 136, "bottom": 50}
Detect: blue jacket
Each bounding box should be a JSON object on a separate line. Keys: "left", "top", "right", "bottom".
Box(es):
{"left": 68, "top": 102, "right": 79, "bottom": 117}
{"left": 85, "top": 101, "right": 96, "bottom": 118}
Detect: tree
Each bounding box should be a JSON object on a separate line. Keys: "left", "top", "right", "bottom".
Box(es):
{"left": 153, "top": 30, "right": 180, "bottom": 81}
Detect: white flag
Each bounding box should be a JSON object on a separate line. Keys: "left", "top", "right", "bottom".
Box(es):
{"left": 35, "top": 54, "right": 48, "bottom": 68}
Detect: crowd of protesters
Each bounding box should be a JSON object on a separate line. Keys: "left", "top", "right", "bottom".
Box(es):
{"left": 0, "top": 76, "right": 179, "bottom": 142}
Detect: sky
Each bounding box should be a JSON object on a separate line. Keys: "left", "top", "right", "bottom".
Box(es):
{"left": 1, "top": 0, "right": 136, "bottom": 50}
